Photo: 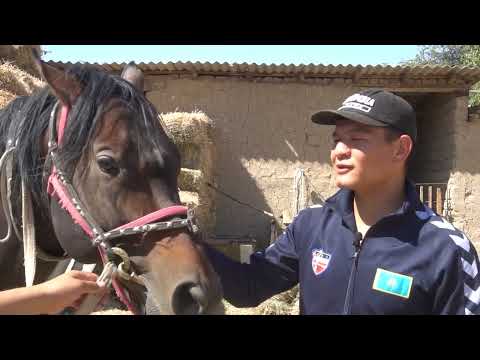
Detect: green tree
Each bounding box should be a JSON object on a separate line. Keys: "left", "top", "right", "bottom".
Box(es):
{"left": 461, "top": 46, "right": 480, "bottom": 106}
{"left": 405, "top": 45, "right": 480, "bottom": 106}
{"left": 404, "top": 45, "right": 464, "bottom": 66}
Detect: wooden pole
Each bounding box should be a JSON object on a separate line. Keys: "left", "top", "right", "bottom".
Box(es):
{"left": 436, "top": 187, "right": 443, "bottom": 215}
{"left": 428, "top": 186, "right": 433, "bottom": 209}
{"left": 240, "top": 244, "right": 254, "bottom": 264}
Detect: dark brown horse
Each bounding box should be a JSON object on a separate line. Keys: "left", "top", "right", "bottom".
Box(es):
{"left": 0, "top": 52, "right": 222, "bottom": 314}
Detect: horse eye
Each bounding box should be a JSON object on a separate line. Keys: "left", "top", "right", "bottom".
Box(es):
{"left": 97, "top": 156, "right": 119, "bottom": 176}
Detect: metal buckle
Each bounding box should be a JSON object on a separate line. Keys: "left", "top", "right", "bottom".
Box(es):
{"left": 186, "top": 208, "right": 199, "bottom": 234}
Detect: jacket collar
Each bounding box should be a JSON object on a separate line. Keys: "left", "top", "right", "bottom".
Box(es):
{"left": 324, "top": 179, "right": 423, "bottom": 232}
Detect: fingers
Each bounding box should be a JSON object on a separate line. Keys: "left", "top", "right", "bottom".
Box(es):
{"left": 71, "top": 297, "right": 85, "bottom": 309}
{"left": 80, "top": 280, "right": 107, "bottom": 294}
{"left": 68, "top": 271, "right": 107, "bottom": 294}
{"left": 69, "top": 270, "right": 99, "bottom": 282}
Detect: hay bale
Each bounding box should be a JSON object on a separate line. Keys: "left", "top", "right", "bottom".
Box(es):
{"left": 161, "top": 111, "right": 214, "bottom": 147}
{"left": 179, "top": 190, "right": 200, "bottom": 208}
{"left": 161, "top": 112, "right": 216, "bottom": 236}
{"left": 179, "top": 168, "right": 202, "bottom": 193}
{"left": 0, "top": 61, "right": 43, "bottom": 98}
{"left": 179, "top": 190, "right": 214, "bottom": 237}
{"left": 0, "top": 45, "right": 42, "bottom": 77}
{"left": 0, "top": 61, "right": 44, "bottom": 111}
{"left": 0, "top": 89, "right": 16, "bottom": 109}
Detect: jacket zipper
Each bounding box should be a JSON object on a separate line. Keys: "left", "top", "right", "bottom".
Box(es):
{"left": 343, "top": 233, "right": 363, "bottom": 315}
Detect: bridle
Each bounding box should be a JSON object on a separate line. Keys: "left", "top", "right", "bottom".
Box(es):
{"left": 2, "top": 100, "right": 200, "bottom": 314}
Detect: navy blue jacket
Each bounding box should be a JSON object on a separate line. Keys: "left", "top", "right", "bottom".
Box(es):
{"left": 205, "top": 181, "right": 480, "bottom": 314}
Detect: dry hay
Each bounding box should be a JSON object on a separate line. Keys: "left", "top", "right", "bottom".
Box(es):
{"left": 222, "top": 285, "right": 300, "bottom": 315}
{"left": 160, "top": 111, "right": 214, "bottom": 147}
{"left": 179, "top": 190, "right": 200, "bottom": 208}
{"left": 161, "top": 111, "right": 216, "bottom": 236}
{"left": 179, "top": 168, "right": 202, "bottom": 193}
{"left": 91, "top": 309, "right": 132, "bottom": 315}
{"left": 0, "top": 61, "right": 43, "bottom": 96}
{"left": 0, "top": 61, "right": 44, "bottom": 109}
{"left": 0, "top": 89, "right": 16, "bottom": 109}
{"left": 0, "top": 45, "right": 42, "bottom": 78}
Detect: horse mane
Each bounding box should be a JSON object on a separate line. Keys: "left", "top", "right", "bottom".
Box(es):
{"left": 0, "top": 64, "right": 179, "bottom": 216}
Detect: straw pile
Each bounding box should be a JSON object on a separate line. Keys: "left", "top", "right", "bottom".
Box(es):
{"left": 222, "top": 285, "right": 300, "bottom": 315}
{"left": 0, "top": 45, "right": 41, "bottom": 78}
{"left": 161, "top": 111, "right": 216, "bottom": 237}
{"left": 0, "top": 61, "right": 44, "bottom": 109}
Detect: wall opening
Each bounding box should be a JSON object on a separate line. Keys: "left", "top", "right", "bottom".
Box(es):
{"left": 399, "top": 93, "right": 456, "bottom": 215}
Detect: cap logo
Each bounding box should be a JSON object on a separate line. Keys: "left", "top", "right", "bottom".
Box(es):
{"left": 338, "top": 93, "right": 375, "bottom": 113}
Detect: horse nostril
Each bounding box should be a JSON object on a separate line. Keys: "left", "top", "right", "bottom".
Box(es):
{"left": 171, "top": 282, "right": 207, "bottom": 315}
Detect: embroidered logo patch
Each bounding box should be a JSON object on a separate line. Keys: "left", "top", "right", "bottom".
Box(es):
{"left": 312, "top": 249, "right": 331, "bottom": 276}
{"left": 372, "top": 268, "right": 413, "bottom": 299}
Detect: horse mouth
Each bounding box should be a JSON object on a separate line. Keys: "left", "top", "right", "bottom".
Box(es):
{"left": 115, "top": 251, "right": 224, "bottom": 315}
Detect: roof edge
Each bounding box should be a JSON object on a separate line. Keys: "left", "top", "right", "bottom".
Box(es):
{"left": 47, "top": 61, "right": 480, "bottom": 88}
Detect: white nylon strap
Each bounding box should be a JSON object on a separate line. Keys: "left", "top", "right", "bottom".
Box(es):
{"left": 74, "top": 262, "right": 115, "bottom": 315}
{"left": 22, "top": 179, "right": 36, "bottom": 287}
{"left": 65, "top": 260, "right": 96, "bottom": 273}
{"left": 82, "top": 263, "right": 96, "bottom": 273}
{"left": 66, "top": 258, "right": 76, "bottom": 272}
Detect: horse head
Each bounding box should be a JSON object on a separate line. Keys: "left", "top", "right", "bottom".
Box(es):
{"left": 28, "top": 52, "right": 222, "bottom": 314}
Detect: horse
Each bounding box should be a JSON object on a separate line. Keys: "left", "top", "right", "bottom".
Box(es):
{"left": 0, "top": 50, "right": 223, "bottom": 315}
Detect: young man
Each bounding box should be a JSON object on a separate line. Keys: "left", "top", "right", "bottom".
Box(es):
{"left": 204, "top": 89, "right": 480, "bottom": 315}
{"left": 0, "top": 270, "right": 105, "bottom": 315}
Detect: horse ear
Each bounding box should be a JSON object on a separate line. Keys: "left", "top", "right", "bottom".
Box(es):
{"left": 31, "top": 47, "right": 83, "bottom": 107}
{"left": 121, "top": 62, "right": 144, "bottom": 92}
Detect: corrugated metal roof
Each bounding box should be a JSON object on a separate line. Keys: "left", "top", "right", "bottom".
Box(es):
{"left": 48, "top": 61, "right": 480, "bottom": 87}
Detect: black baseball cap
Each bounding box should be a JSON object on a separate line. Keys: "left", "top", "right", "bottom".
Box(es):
{"left": 311, "top": 89, "right": 417, "bottom": 142}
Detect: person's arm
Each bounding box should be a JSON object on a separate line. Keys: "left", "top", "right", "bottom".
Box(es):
{"left": 432, "top": 238, "right": 480, "bottom": 315}
{"left": 0, "top": 270, "right": 106, "bottom": 315}
{"left": 204, "top": 211, "right": 306, "bottom": 308}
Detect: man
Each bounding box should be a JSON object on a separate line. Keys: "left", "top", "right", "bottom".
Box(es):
{"left": 204, "top": 89, "right": 480, "bottom": 315}
{"left": 0, "top": 270, "right": 105, "bottom": 315}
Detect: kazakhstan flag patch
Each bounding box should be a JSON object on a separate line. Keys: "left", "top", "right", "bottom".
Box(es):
{"left": 372, "top": 268, "right": 413, "bottom": 299}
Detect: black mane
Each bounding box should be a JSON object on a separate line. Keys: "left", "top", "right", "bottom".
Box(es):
{"left": 0, "top": 64, "right": 178, "bottom": 215}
